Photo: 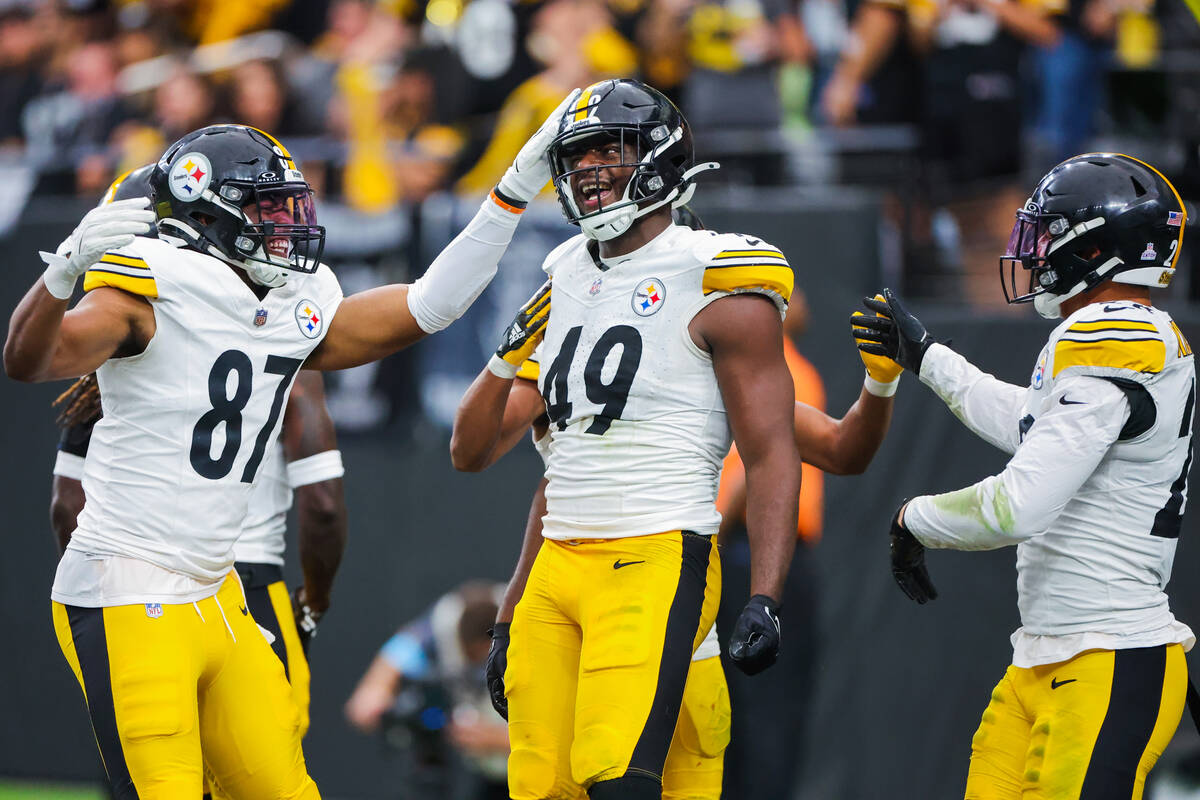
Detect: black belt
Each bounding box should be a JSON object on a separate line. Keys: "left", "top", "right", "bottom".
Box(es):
{"left": 235, "top": 561, "right": 284, "bottom": 589}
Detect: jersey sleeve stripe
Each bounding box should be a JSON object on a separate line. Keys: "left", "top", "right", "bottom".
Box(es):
{"left": 702, "top": 264, "right": 794, "bottom": 302}
{"left": 82, "top": 269, "right": 158, "bottom": 298}
{"left": 1068, "top": 320, "right": 1158, "bottom": 333}
{"left": 1053, "top": 337, "right": 1166, "bottom": 376}
{"left": 98, "top": 253, "right": 150, "bottom": 270}
{"left": 711, "top": 249, "right": 787, "bottom": 261}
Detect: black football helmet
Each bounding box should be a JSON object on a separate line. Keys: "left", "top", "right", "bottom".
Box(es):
{"left": 1001, "top": 153, "right": 1187, "bottom": 319}
{"left": 103, "top": 163, "right": 155, "bottom": 204}
{"left": 150, "top": 125, "right": 325, "bottom": 287}
{"left": 546, "top": 79, "right": 717, "bottom": 241}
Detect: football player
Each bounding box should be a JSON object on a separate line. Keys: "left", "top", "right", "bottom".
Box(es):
{"left": 446, "top": 77, "right": 805, "bottom": 800}
{"left": 4, "top": 97, "right": 577, "bottom": 799}
{"left": 854, "top": 153, "right": 1194, "bottom": 799}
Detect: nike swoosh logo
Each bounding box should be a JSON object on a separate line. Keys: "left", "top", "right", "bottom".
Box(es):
{"left": 613, "top": 559, "right": 646, "bottom": 570}
{"left": 1050, "top": 677, "right": 1076, "bottom": 689}
{"left": 745, "top": 237, "right": 761, "bottom": 246}
{"left": 239, "top": 605, "right": 248, "bottom": 616}
{"left": 1059, "top": 396, "right": 1086, "bottom": 405}
{"left": 1103, "top": 304, "right": 1130, "bottom": 312}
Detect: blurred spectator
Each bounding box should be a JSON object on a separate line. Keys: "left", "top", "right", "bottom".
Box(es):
{"left": 189, "top": 0, "right": 292, "bottom": 45}
{"left": 230, "top": 58, "right": 308, "bottom": 136}
{"left": 455, "top": 0, "right": 636, "bottom": 196}
{"left": 22, "top": 40, "right": 136, "bottom": 194}
{"left": 345, "top": 581, "right": 509, "bottom": 800}
{"left": 0, "top": 6, "right": 47, "bottom": 146}
{"left": 153, "top": 64, "right": 218, "bottom": 143}
{"left": 645, "top": 0, "right": 811, "bottom": 184}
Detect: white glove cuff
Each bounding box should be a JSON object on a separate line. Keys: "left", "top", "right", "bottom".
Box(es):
{"left": 406, "top": 194, "right": 523, "bottom": 334}
{"left": 487, "top": 354, "right": 520, "bottom": 380}
{"left": 40, "top": 252, "right": 78, "bottom": 300}
{"left": 864, "top": 371, "right": 900, "bottom": 398}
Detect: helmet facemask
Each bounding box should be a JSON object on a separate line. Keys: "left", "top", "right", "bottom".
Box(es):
{"left": 234, "top": 183, "right": 324, "bottom": 275}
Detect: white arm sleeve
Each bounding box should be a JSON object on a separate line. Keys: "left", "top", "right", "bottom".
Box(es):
{"left": 919, "top": 343, "right": 1029, "bottom": 455}
{"left": 405, "top": 193, "right": 524, "bottom": 334}
{"left": 905, "top": 376, "right": 1128, "bottom": 550}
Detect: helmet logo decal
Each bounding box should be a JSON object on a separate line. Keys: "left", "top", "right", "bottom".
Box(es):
{"left": 1168, "top": 211, "right": 1183, "bottom": 227}
{"left": 632, "top": 278, "right": 665, "bottom": 316}
{"left": 1140, "top": 242, "right": 1157, "bottom": 261}
{"left": 295, "top": 300, "right": 324, "bottom": 338}
{"left": 169, "top": 152, "right": 212, "bottom": 202}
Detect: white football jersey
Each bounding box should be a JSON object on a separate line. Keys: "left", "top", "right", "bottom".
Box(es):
{"left": 54, "top": 236, "right": 342, "bottom": 604}
{"left": 234, "top": 441, "right": 290, "bottom": 566}
{"left": 908, "top": 300, "right": 1196, "bottom": 666}
{"left": 534, "top": 223, "right": 792, "bottom": 541}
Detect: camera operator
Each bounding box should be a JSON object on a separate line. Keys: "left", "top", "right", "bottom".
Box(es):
{"left": 346, "top": 581, "right": 509, "bottom": 800}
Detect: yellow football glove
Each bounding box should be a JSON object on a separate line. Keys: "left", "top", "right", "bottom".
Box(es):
{"left": 489, "top": 280, "right": 552, "bottom": 378}
{"left": 852, "top": 294, "right": 903, "bottom": 392}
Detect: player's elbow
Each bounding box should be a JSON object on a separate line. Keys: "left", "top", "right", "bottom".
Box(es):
{"left": 3, "top": 341, "right": 39, "bottom": 382}
{"left": 449, "top": 432, "right": 490, "bottom": 472}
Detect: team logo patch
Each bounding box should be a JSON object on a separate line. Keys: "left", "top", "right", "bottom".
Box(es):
{"left": 295, "top": 300, "right": 323, "bottom": 338}
{"left": 254, "top": 308, "right": 268, "bottom": 327}
{"left": 1168, "top": 211, "right": 1184, "bottom": 227}
{"left": 1141, "top": 242, "right": 1157, "bottom": 261}
{"left": 168, "top": 152, "right": 212, "bottom": 202}
{"left": 632, "top": 278, "right": 665, "bottom": 316}
{"left": 145, "top": 603, "right": 163, "bottom": 619}
{"left": 589, "top": 277, "right": 603, "bottom": 296}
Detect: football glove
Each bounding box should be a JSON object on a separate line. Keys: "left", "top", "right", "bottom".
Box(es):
{"left": 488, "top": 279, "right": 551, "bottom": 379}
{"left": 852, "top": 288, "right": 933, "bottom": 376}
{"left": 40, "top": 197, "right": 155, "bottom": 299}
{"left": 497, "top": 88, "right": 582, "bottom": 204}
{"left": 889, "top": 502, "right": 937, "bottom": 604}
{"left": 852, "top": 294, "right": 903, "bottom": 389}
{"left": 291, "top": 586, "right": 324, "bottom": 655}
{"left": 486, "top": 623, "right": 510, "bottom": 720}
{"left": 728, "top": 594, "right": 781, "bottom": 676}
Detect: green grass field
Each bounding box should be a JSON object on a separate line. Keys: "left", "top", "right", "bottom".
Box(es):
{"left": 0, "top": 782, "right": 106, "bottom": 799}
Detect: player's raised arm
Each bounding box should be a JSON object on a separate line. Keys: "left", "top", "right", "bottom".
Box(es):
{"left": 450, "top": 281, "right": 551, "bottom": 471}
{"left": 280, "top": 371, "right": 347, "bottom": 645}
{"left": 304, "top": 90, "right": 579, "bottom": 372}
{"left": 695, "top": 293, "right": 801, "bottom": 675}
{"left": 855, "top": 288, "right": 1028, "bottom": 454}
{"left": 5, "top": 199, "right": 155, "bottom": 382}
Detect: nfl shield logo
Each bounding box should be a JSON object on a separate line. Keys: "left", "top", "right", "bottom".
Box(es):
{"left": 254, "top": 308, "right": 268, "bottom": 327}
{"left": 145, "top": 603, "right": 163, "bottom": 619}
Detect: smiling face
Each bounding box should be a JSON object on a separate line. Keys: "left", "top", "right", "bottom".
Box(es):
{"left": 561, "top": 133, "right": 638, "bottom": 214}
{"left": 241, "top": 186, "right": 318, "bottom": 262}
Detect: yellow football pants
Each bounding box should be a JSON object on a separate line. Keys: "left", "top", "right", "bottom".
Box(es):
{"left": 506, "top": 530, "right": 721, "bottom": 799}
{"left": 663, "top": 655, "right": 730, "bottom": 800}
{"left": 242, "top": 576, "right": 311, "bottom": 738}
{"left": 52, "top": 572, "right": 319, "bottom": 800}
{"left": 965, "top": 644, "right": 1187, "bottom": 800}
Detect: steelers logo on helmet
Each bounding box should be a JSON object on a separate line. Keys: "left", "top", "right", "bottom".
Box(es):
{"left": 168, "top": 152, "right": 213, "bottom": 202}
{"left": 632, "top": 278, "right": 666, "bottom": 316}
{"left": 295, "top": 299, "right": 324, "bottom": 339}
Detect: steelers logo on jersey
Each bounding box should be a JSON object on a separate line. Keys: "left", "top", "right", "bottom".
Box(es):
{"left": 169, "top": 152, "right": 213, "bottom": 202}
{"left": 632, "top": 278, "right": 666, "bottom": 317}
{"left": 295, "top": 300, "right": 324, "bottom": 339}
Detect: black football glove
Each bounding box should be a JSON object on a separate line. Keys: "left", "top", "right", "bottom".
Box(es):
{"left": 889, "top": 503, "right": 937, "bottom": 604}
{"left": 486, "top": 623, "right": 510, "bottom": 720}
{"left": 852, "top": 288, "right": 933, "bottom": 376}
{"left": 291, "top": 587, "right": 324, "bottom": 656}
{"left": 728, "top": 594, "right": 781, "bottom": 675}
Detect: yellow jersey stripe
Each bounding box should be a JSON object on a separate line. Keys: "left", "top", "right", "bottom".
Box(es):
{"left": 99, "top": 254, "right": 150, "bottom": 270}
{"left": 712, "top": 249, "right": 786, "bottom": 260}
{"left": 516, "top": 358, "right": 540, "bottom": 382}
{"left": 703, "top": 264, "right": 794, "bottom": 302}
{"left": 83, "top": 269, "right": 158, "bottom": 298}
{"left": 1169, "top": 321, "right": 1193, "bottom": 358}
{"left": 1053, "top": 336, "right": 1166, "bottom": 376}
{"left": 1069, "top": 319, "right": 1157, "bottom": 332}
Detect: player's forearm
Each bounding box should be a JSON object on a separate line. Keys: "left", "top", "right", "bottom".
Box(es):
{"left": 498, "top": 478, "right": 548, "bottom": 623}
{"left": 451, "top": 370, "right": 516, "bottom": 471}
{"left": 295, "top": 478, "right": 348, "bottom": 614}
{"left": 743, "top": 445, "right": 801, "bottom": 601}
{"left": 919, "top": 343, "right": 1027, "bottom": 454}
{"left": 5, "top": 281, "right": 69, "bottom": 382}
{"left": 799, "top": 388, "right": 893, "bottom": 475}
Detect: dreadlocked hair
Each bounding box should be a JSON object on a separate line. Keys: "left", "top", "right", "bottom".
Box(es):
{"left": 53, "top": 373, "right": 102, "bottom": 429}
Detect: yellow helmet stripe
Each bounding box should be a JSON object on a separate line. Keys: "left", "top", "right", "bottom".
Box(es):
{"left": 102, "top": 168, "right": 136, "bottom": 205}
{"left": 573, "top": 84, "right": 600, "bottom": 123}
{"left": 1114, "top": 152, "right": 1187, "bottom": 268}
{"left": 248, "top": 125, "right": 296, "bottom": 170}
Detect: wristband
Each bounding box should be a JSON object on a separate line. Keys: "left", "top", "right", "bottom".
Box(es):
{"left": 53, "top": 450, "right": 86, "bottom": 480}
{"left": 864, "top": 370, "right": 900, "bottom": 398}
{"left": 41, "top": 253, "right": 77, "bottom": 300}
{"left": 487, "top": 354, "right": 520, "bottom": 380}
{"left": 286, "top": 450, "right": 344, "bottom": 488}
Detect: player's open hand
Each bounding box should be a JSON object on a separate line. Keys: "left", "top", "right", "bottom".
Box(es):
{"left": 889, "top": 502, "right": 937, "bottom": 604}
{"left": 486, "top": 623, "right": 510, "bottom": 719}
{"left": 498, "top": 87, "right": 583, "bottom": 204}
{"left": 853, "top": 288, "right": 933, "bottom": 376}
{"left": 728, "top": 594, "right": 781, "bottom": 675}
